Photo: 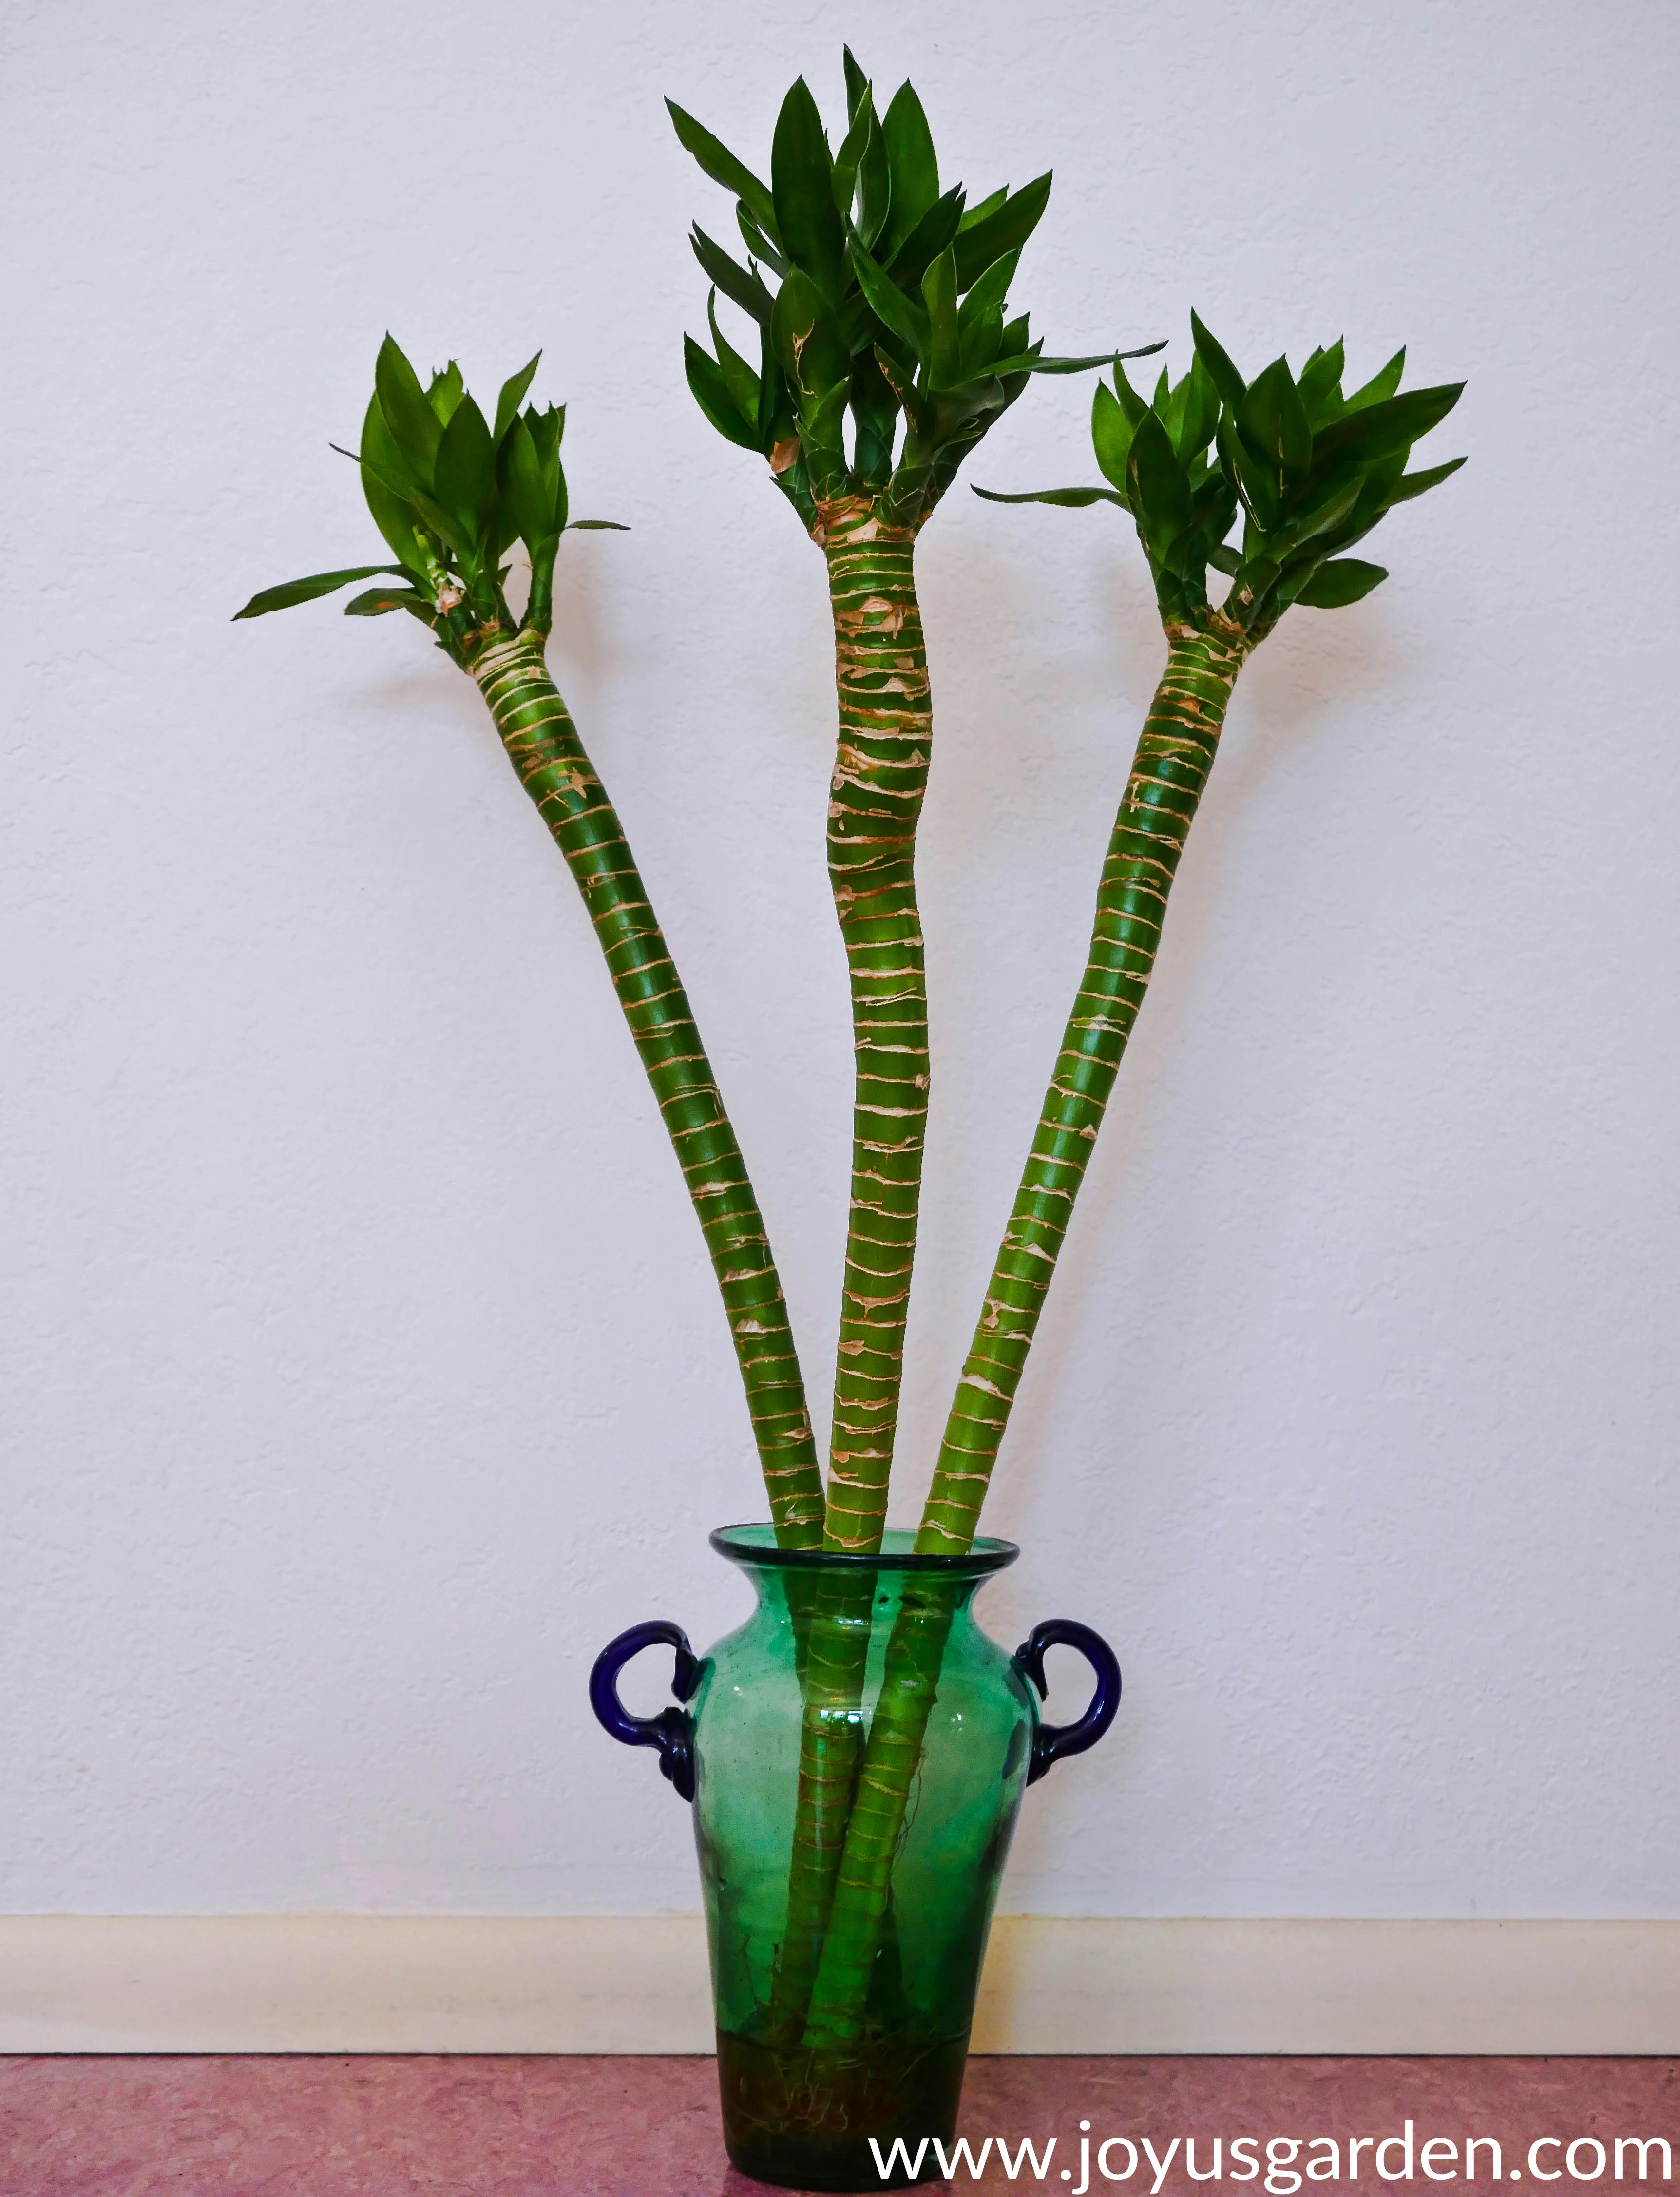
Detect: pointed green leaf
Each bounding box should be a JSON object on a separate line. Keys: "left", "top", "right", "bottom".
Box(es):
{"left": 520, "top": 404, "right": 567, "bottom": 540}
{"left": 873, "top": 344, "right": 931, "bottom": 435}
{"left": 772, "top": 77, "right": 845, "bottom": 301}
{"left": 344, "top": 584, "right": 433, "bottom": 618}
{"left": 566, "top": 519, "right": 630, "bottom": 531}
{"left": 1389, "top": 453, "right": 1467, "bottom": 503}
{"left": 1192, "top": 470, "right": 1240, "bottom": 538}
{"left": 770, "top": 268, "right": 848, "bottom": 396}
{"left": 1238, "top": 357, "right": 1313, "bottom": 478}
{"left": 708, "top": 288, "right": 763, "bottom": 425}
{"left": 850, "top": 234, "right": 930, "bottom": 354}
{"left": 889, "top": 181, "right": 965, "bottom": 287}
{"left": 375, "top": 335, "right": 441, "bottom": 482}
{"left": 1092, "top": 378, "right": 1134, "bottom": 491}
{"left": 434, "top": 392, "right": 497, "bottom": 545}
{"left": 1176, "top": 352, "right": 1221, "bottom": 463}
{"left": 974, "top": 483, "right": 1127, "bottom": 509}
{"left": 981, "top": 351, "right": 1042, "bottom": 377}
{"left": 1316, "top": 450, "right": 1406, "bottom": 554}
{"left": 361, "top": 485, "right": 424, "bottom": 569}
{"left": 1344, "top": 347, "right": 1405, "bottom": 412}
{"left": 957, "top": 304, "right": 1004, "bottom": 380}
{"left": 1314, "top": 381, "right": 1464, "bottom": 466}
{"left": 832, "top": 87, "right": 873, "bottom": 218}
{"left": 922, "top": 247, "right": 960, "bottom": 387}
{"left": 503, "top": 415, "right": 557, "bottom": 548}
{"left": 355, "top": 438, "right": 468, "bottom": 561}
{"left": 736, "top": 202, "right": 788, "bottom": 277}
{"left": 1217, "top": 407, "right": 1276, "bottom": 531}
{"left": 957, "top": 247, "right": 1019, "bottom": 332}
{"left": 799, "top": 378, "right": 850, "bottom": 465}
{"left": 1298, "top": 338, "right": 1345, "bottom": 424}
{"left": 1161, "top": 370, "right": 1195, "bottom": 463}
{"left": 843, "top": 45, "right": 870, "bottom": 121}
{"left": 855, "top": 93, "right": 892, "bottom": 247}
{"left": 550, "top": 473, "right": 571, "bottom": 545}
{"left": 951, "top": 172, "right": 1051, "bottom": 290}
{"left": 758, "top": 328, "right": 795, "bottom": 445}
{"left": 1110, "top": 359, "right": 1148, "bottom": 430}
{"left": 690, "top": 224, "right": 774, "bottom": 325}
{"left": 1263, "top": 481, "right": 1361, "bottom": 576}
{"left": 525, "top": 402, "right": 563, "bottom": 478}
{"left": 1293, "top": 557, "right": 1388, "bottom": 607}
{"left": 356, "top": 395, "right": 427, "bottom": 567}
{"left": 666, "top": 98, "right": 779, "bottom": 241}
{"left": 684, "top": 333, "right": 760, "bottom": 450}
{"left": 931, "top": 376, "right": 1009, "bottom": 433}
{"left": 233, "top": 564, "right": 409, "bottom": 619}
{"left": 991, "top": 349, "right": 1142, "bottom": 378}
{"left": 849, "top": 347, "right": 897, "bottom": 481}
{"left": 1190, "top": 312, "right": 1245, "bottom": 409}
{"left": 958, "top": 186, "right": 1009, "bottom": 231}
{"left": 493, "top": 353, "right": 542, "bottom": 445}
{"left": 880, "top": 79, "right": 938, "bottom": 251}
{"left": 1127, "top": 408, "right": 1194, "bottom": 552}
{"left": 1275, "top": 468, "right": 1364, "bottom": 554}
{"left": 426, "top": 363, "right": 465, "bottom": 427}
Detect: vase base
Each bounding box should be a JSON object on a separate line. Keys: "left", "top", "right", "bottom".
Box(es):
{"left": 716, "top": 2025, "right": 967, "bottom": 2190}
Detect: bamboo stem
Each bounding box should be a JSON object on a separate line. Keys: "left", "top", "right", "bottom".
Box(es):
{"left": 800, "top": 1586, "right": 955, "bottom": 2049}
{"left": 765, "top": 1567, "right": 875, "bottom": 2041}
{"left": 815, "top": 499, "right": 933, "bottom": 1553}
{"left": 918, "top": 618, "right": 1247, "bottom": 1550}
{"left": 472, "top": 628, "right": 827, "bottom": 1547}
{"left": 765, "top": 501, "right": 933, "bottom": 2032}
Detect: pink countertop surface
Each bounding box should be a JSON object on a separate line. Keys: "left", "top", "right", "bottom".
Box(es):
{"left": 1, "top": 2053, "right": 1675, "bottom": 2196}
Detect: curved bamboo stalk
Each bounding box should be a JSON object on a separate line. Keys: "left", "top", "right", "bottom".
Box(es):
{"left": 816, "top": 499, "right": 933, "bottom": 1553}
{"left": 919, "top": 617, "right": 1247, "bottom": 1548}
{"left": 472, "top": 628, "right": 828, "bottom": 1547}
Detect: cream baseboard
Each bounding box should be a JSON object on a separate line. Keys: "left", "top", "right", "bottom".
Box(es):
{"left": 1, "top": 1915, "right": 1675, "bottom": 2055}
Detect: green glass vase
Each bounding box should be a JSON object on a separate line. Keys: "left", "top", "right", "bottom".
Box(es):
{"left": 590, "top": 1526, "right": 1120, "bottom": 2192}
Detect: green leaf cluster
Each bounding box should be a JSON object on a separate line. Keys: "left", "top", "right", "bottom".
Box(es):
{"left": 979, "top": 315, "right": 1464, "bottom": 632}
{"left": 233, "top": 338, "right": 625, "bottom": 658}
{"left": 672, "top": 51, "right": 1153, "bottom": 531}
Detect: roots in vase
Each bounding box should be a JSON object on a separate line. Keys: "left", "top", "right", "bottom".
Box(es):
{"left": 717, "top": 2024, "right": 968, "bottom": 2191}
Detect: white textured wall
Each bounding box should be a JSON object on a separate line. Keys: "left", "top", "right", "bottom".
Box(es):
{"left": 4, "top": 0, "right": 1676, "bottom": 1921}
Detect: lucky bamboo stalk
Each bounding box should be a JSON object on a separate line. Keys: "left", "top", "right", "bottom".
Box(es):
{"left": 670, "top": 50, "right": 1157, "bottom": 2046}
{"left": 803, "top": 315, "right": 1468, "bottom": 2039}
{"left": 819, "top": 505, "right": 931, "bottom": 1551}
{"left": 919, "top": 619, "right": 1245, "bottom": 1546}
{"left": 234, "top": 341, "right": 827, "bottom": 1547}
{"left": 771, "top": 494, "right": 933, "bottom": 2035}
{"left": 923, "top": 315, "right": 1466, "bottom": 1542}
{"left": 671, "top": 48, "right": 1152, "bottom": 1551}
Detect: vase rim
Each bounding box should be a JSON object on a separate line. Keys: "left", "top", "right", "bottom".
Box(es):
{"left": 709, "top": 1522, "right": 1020, "bottom": 1575}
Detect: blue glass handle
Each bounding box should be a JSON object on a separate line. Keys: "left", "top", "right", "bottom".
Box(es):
{"left": 588, "top": 1620, "right": 701, "bottom": 1803}
{"left": 1012, "top": 1618, "right": 1122, "bottom": 1786}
